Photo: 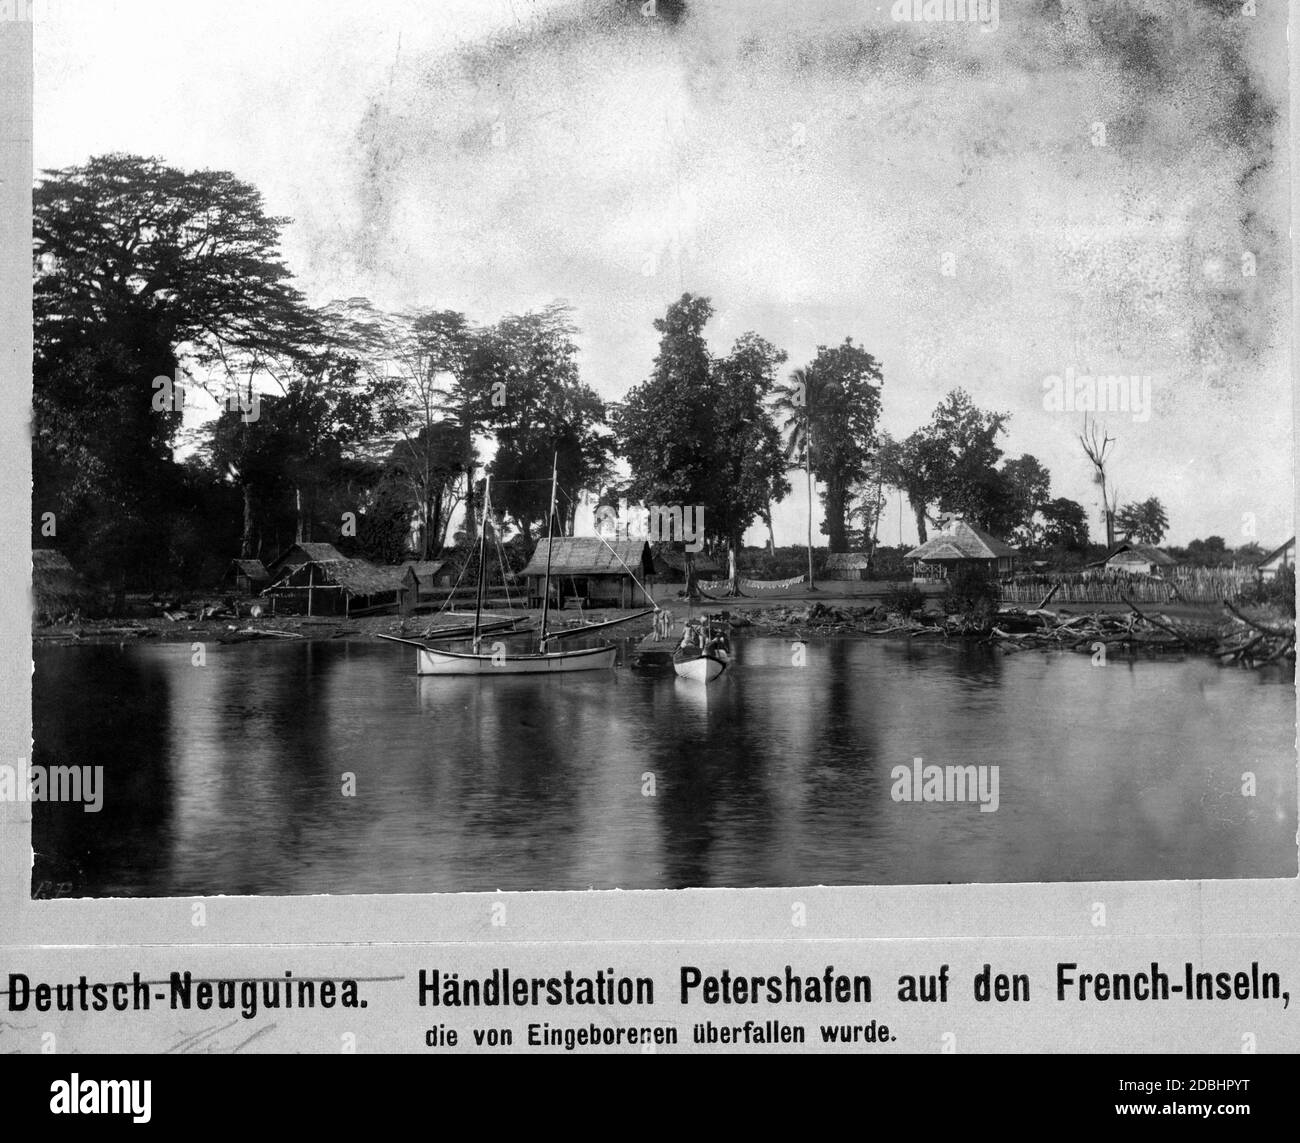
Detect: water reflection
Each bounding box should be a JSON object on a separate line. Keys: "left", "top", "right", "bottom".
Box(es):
{"left": 31, "top": 637, "right": 1296, "bottom": 896}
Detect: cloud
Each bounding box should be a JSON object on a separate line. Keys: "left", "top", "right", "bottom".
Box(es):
{"left": 35, "top": 0, "right": 1292, "bottom": 543}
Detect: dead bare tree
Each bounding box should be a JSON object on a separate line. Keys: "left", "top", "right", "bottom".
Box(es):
{"left": 1079, "top": 414, "right": 1117, "bottom": 549}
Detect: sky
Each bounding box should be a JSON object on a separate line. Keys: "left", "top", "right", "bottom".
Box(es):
{"left": 31, "top": 0, "right": 1295, "bottom": 549}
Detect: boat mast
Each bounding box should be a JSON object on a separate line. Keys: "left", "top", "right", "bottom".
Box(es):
{"left": 539, "top": 454, "right": 558, "bottom": 645}
{"left": 472, "top": 475, "right": 491, "bottom": 650}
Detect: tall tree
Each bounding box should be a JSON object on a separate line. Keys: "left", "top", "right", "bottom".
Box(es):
{"left": 710, "top": 332, "right": 791, "bottom": 593}
{"left": 774, "top": 340, "right": 884, "bottom": 555}
{"left": 1079, "top": 414, "right": 1118, "bottom": 549}
{"left": 984, "top": 453, "right": 1052, "bottom": 538}
{"left": 848, "top": 451, "right": 889, "bottom": 559}
{"left": 33, "top": 153, "right": 309, "bottom": 590}
{"left": 772, "top": 366, "right": 817, "bottom": 586}
{"left": 884, "top": 391, "right": 1016, "bottom": 542}
{"left": 921, "top": 389, "right": 1010, "bottom": 526}
{"left": 412, "top": 310, "right": 484, "bottom": 547}
{"left": 328, "top": 299, "right": 474, "bottom": 559}
{"left": 477, "top": 305, "right": 615, "bottom": 544}
{"left": 878, "top": 431, "right": 942, "bottom": 544}
{"left": 1037, "top": 498, "right": 1090, "bottom": 551}
{"left": 614, "top": 295, "right": 717, "bottom": 597}
{"left": 619, "top": 293, "right": 788, "bottom": 599}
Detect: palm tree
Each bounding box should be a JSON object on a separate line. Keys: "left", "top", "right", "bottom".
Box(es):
{"left": 772, "top": 366, "right": 816, "bottom": 590}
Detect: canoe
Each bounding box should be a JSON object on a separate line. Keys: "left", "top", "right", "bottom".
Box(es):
{"left": 672, "top": 650, "right": 728, "bottom": 682}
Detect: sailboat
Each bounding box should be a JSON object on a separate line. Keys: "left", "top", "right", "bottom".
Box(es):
{"left": 379, "top": 461, "right": 657, "bottom": 676}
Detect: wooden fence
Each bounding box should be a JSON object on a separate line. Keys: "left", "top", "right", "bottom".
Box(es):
{"left": 997, "top": 580, "right": 1175, "bottom": 605}
{"left": 997, "top": 569, "right": 1255, "bottom": 606}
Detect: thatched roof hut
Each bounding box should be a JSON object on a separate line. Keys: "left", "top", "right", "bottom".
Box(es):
{"left": 264, "top": 558, "right": 405, "bottom": 616}
{"left": 521, "top": 538, "right": 653, "bottom": 609}
{"left": 33, "top": 549, "right": 98, "bottom": 623}
{"left": 223, "top": 558, "right": 271, "bottom": 594}
{"left": 906, "top": 520, "right": 1018, "bottom": 580}
{"left": 1088, "top": 541, "right": 1176, "bottom": 575}
{"left": 265, "top": 542, "right": 345, "bottom": 580}
{"left": 398, "top": 560, "right": 450, "bottom": 614}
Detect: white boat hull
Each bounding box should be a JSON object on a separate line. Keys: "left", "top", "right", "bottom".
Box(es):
{"left": 673, "top": 653, "right": 728, "bottom": 682}
{"left": 416, "top": 643, "right": 617, "bottom": 676}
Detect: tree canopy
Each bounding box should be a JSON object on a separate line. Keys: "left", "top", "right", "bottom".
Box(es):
{"left": 772, "top": 339, "right": 884, "bottom": 553}
{"left": 615, "top": 294, "right": 791, "bottom": 594}
{"left": 33, "top": 154, "right": 311, "bottom": 588}
{"left": 1115, "top": 497, "right": 1170, "bottom": 545}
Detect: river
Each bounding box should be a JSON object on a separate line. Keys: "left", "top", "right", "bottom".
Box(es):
{"left": 30, "top": 637, "right": 1296, "bottom": 896}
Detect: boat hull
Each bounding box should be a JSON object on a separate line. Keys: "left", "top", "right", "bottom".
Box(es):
{"left": 673, "top": 652, "right": 728, "bottom": 682}
{"left": 416, "top": 643, "right": 617, "bottom": 676}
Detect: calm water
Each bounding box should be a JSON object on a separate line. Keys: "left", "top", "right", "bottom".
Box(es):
{"left": 31, "top": 637, "right": 1296, "bottom": 896}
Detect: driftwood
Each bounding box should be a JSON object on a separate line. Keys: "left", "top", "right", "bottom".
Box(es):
{"left": 1260, "top": 637, "right": 1296, "bottom": 666}
{"left": 981, "top": 599, "right": 1293, "bottom": 669}
{"left": 1223, "top": 600, "right": 1292, "bottom": 639}
{"left": 1122, "top": 595, "right": 1201, "bottom": 650}
{"left": 219, "top": 628, "right": 304, "bottom": 642}
{"left": 734, "top": 598, "right": 1293, "bottom": 668}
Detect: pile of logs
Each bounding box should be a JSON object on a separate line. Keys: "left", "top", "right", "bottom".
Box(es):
{"left": 988, "top": 598, "right": 1295, "bottom": 668}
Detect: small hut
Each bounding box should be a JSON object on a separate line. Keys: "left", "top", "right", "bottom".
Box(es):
{"left": 823, "top": 552, "right": 872, "bottom": 581}
{"left": 1090, "top": 541, "right": 1177, "bottom": 576}
{"left": 397, "top": 560, "right": 449, "bottom": 615}
{"left": 522, "top": 538, "right": 654, "bottom": 609}
{"left": 32, "top": 549, "right": 98, "bottom": 624}
{"left": 222, "top": 559, "right": 270, "bottom": 595}
{"left": 263, "top": 558, "right": 404, "bottom": 616}
{"left": 1256, "top": 537, "right": 1295, "bottom": 581}
{"left": 650, "top": 544, "right": 722, "bottom": 582}
{"left": 265, "top": 542, "right": 345, "bottom": 582}
{"left": 905, "top": 519, "right": 1018, "bottom": 582}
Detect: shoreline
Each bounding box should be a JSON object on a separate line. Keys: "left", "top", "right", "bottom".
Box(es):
{"left": 32, "top": 594, "right": 1296, "bottom": 670}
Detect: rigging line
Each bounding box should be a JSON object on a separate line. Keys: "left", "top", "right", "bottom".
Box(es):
{"left": 492, "top": 521, "right": 518, "bottom": 614}
{"left": 553, "top": 483, "right": 660, "bottom": 608}
{"left": 555, "top": 485, "right": 662, "bottom": 611}
{"left": 421, "top": 542, "right": 474, "bottom": 636}
{"left": 595, "top": 527, "right": 661, "bottom": 614}
{"left": 472, "top": 476, "right": 492, "bottom": 649}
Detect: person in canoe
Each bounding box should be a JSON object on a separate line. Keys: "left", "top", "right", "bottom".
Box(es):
{"left": 678, "top": 622, "right": 701, "bottom": 655}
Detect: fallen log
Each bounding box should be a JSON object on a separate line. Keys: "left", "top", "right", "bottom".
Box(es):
{"left": 1217, "top": 633, "right": 1266, "bottom": 661}
{"left": 1223, "top": 601, "right": 1293, "bottom": 639}
{"left": 1259, "top": 636, "right": 1295, "bottom": 666}
{"left": 1122, "top": 595, "right": 1209, "bottom": 650}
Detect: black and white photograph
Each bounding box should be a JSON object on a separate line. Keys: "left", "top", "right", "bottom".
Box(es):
{"left": 20, "top": 0, "right": 1295, "bottom": 902}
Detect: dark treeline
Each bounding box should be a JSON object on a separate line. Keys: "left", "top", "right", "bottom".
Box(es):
{"left": 34, "top": 155, "right": 1203, "bottom": 604}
